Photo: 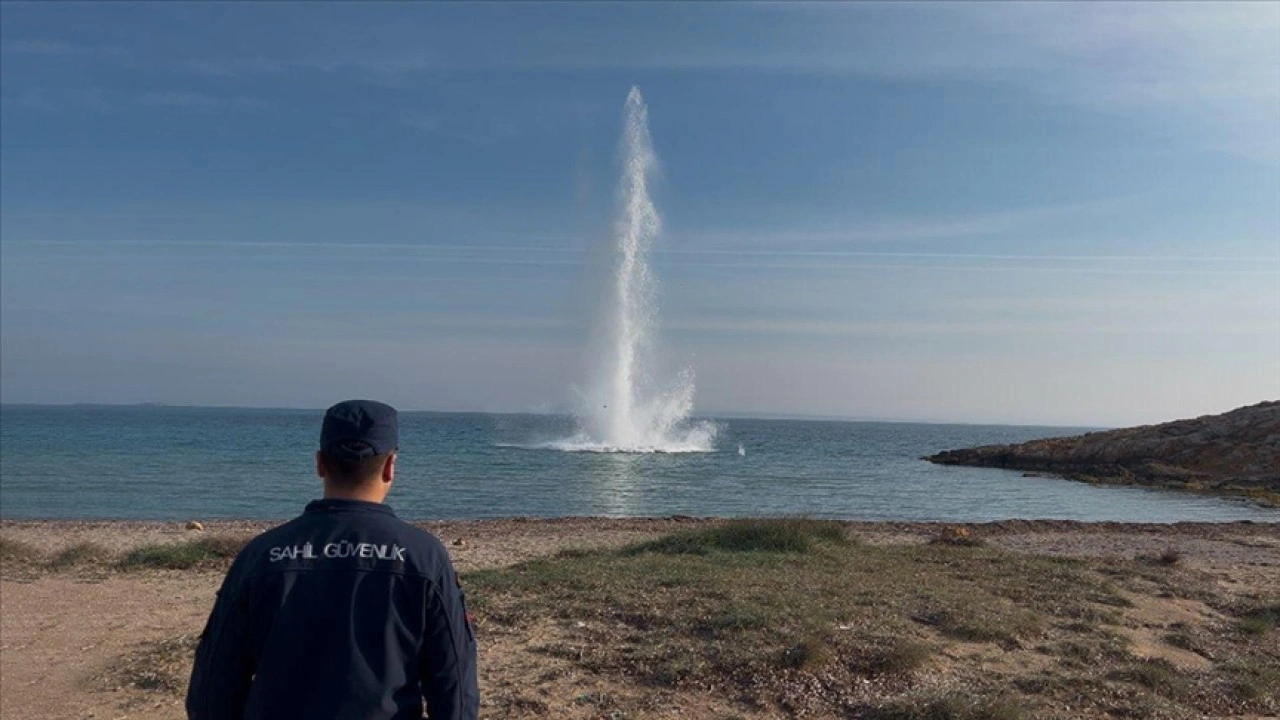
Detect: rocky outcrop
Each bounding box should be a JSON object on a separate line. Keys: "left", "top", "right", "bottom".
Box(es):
{"left": 926, "top": 401, "right": 1280, "bottom": 506}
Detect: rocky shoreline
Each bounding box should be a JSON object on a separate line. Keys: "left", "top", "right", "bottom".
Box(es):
{"left": 927, "top": 401, "right": 1280, "bottom": 507}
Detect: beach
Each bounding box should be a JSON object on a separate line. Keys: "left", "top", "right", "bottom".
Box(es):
{"left": 4, "top": 2, "right": 1277, "bottom": 718}
{"left": 2, "top": 517, "right": 1277, "bottom": 719}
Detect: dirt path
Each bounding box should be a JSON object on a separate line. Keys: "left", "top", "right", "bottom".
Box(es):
{"left": 1, "top": 574, "right": 221, "bottom": 720}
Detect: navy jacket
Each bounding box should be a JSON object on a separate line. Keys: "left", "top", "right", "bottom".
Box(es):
{"left": 186, "top": 499, "right": 479, "bottom": 720}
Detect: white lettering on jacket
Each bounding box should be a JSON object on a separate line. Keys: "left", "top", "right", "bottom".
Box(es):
{"left": 269, "top": 541, "right": 407, "bottom": 563}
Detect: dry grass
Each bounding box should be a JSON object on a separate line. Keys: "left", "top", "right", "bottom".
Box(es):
{"left": 0, "top": 537, "right": 45, "bottom": 579}
{"left": 0, "top": 537, "right": 41, "bottom": 563}
{"left": 48, "top": 520, "right": 1277, "bottom": 719}
{"left": 928, "top": 526, "right": 985, "bottom": 548}
{"left": 467, "top": 520, "right": 1146, "bottom": 716}
{"left": 49, "top": 542, "right": 114, "bottom": 569}
{"left": 1, "top": 535, "right": 249, "bottom": 572}
{"left": 116, "top": 536, "right": 247, "bottom": 570}
{"left": 97, "top": 634, "right": 199, "bottom": 696}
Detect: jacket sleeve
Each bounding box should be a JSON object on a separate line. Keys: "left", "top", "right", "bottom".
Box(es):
{"left": 186, "top": 564, "right": 255, "bottom": 720}
{"left": 420, "top": 559, "right": 480, "bottom": 720}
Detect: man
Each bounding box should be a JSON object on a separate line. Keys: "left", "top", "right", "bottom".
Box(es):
{"left": 187, "top": 399, "right": 479, "bottom": 720}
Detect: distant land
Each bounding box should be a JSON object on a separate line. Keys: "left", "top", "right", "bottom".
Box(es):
{"left": 927, "top": 401, "right": 1280, "bottom": 507}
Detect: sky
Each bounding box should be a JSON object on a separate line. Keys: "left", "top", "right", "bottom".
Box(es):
{"left": 1, "top": 2, "right": 1277, "bottom": 427}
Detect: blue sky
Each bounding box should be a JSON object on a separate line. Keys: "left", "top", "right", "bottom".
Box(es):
{"left": 1, "top": 1, "right": 1277, "bottom": 426}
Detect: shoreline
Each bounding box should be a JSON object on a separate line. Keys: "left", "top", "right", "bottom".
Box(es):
{"left": 5, "top": 515, "right": 1278, "bottom": 536}
{"left": 3, "top": 515, "right": 1276, "bottom": 526}
{"left": 4, "top": 516, "right": 1278, "bottom": 572}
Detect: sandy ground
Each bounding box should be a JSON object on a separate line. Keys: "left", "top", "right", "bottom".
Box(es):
{"left": 2, "top": 518, "right": 1278, "bottom": 720}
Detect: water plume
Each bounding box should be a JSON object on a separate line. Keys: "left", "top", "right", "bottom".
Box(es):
{"left": 552, "top": 87, "right": 717, "bottom": 453}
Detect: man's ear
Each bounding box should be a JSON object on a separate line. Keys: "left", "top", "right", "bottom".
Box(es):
{"left": 381, "top": 452, "right": 396, "bottom": 485}
{"left": 316, "top": 451, "right": 326, "bottom": 479}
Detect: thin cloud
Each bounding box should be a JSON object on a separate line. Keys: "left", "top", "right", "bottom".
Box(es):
{"left": 665, "top": 249, "right": 1279, "bottom": 263}
{"left": 9, "top": 5, "right": 1274, "bottom": 159}
{"left": 400, "top": 114, "right": 440, "bottom": 133}
{"left": 181, "top": 4, "right": 1280, "bottom": 161}
{"left": 14, "top": 237, "right": 1280, "bottom": 264}
{"left": 138, "top": 90, "right": 269, "bottom": 111}
{"left": 3, "top": 39, "right": 130, "bottom": 59}
{"left": 2, "top": 87, "right": 269, "bottom": 114}
{"left": 8, "top": 240, "right": 1277, "bottom": 276}
{"left": 663, "top": 261, "right": 1278, "bottom": 278}
{"left": 228, "top": 313, "right": 1277, "bottom": 338}
{"left": 0, "top": 86, "right": 115, "bottom": 113}
{"left": 960, "top": 3, "right": 1280, "bottom": 162}
{"left": 177, "top": 53, "right": 435, "bottom": 78}
{"left": 671, "top": 197, "right": 1139, "bottom": 249}
{"left": 667, "top": 317, "right": 1276, "bottom": 338}
{"left": 179, "top": 56, "right": 296, "bottom": 78}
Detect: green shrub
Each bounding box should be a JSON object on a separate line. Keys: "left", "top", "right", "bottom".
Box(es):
{"left": 915, "top": 606, "right": 1040, "bottom": 644}
{"left": 860, "top": 640, "right": 933, "bottom": 675}
{"left": 1236, "top": 602, "right": 1279, "bottom": 636}
{"left": 1107, "top": 659, "right": 1185, "bottom": 697}
{"left": 865, "top": 693, "right": 1024, "bottom": 720}
{"left": 1220, "top": 658, "right": 1280, "bottom": 701}
{"left": 625, "top": 519, "right": 848, "bottom": 555}
{"left": 779, "top": 633, "right": 834, "bottom": 671}
{"left": 1163, "top": 630, "right": 1196, "bottom": 651}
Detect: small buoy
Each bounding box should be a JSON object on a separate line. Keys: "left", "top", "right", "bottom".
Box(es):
{"left": 737, "top": 444, "right": 746, "bottom": 457}
{"left": 185, "top": 520, "right": 204, "bottom": 532}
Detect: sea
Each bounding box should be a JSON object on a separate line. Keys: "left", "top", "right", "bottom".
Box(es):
{"left": 1, "top": 405, "right": 1274, "bottom": 523}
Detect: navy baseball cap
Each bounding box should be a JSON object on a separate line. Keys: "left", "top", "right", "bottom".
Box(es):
{"left": 320, "top": 400, "right": 399, "bottom": 460}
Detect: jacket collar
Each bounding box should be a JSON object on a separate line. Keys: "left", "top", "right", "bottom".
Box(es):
{"left": 304, "top": 498, "right": 397, "bottom": 516}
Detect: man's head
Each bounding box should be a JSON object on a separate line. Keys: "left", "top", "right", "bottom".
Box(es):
{"left": 316, "top": 399, "right": 399, "bottom": 501}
